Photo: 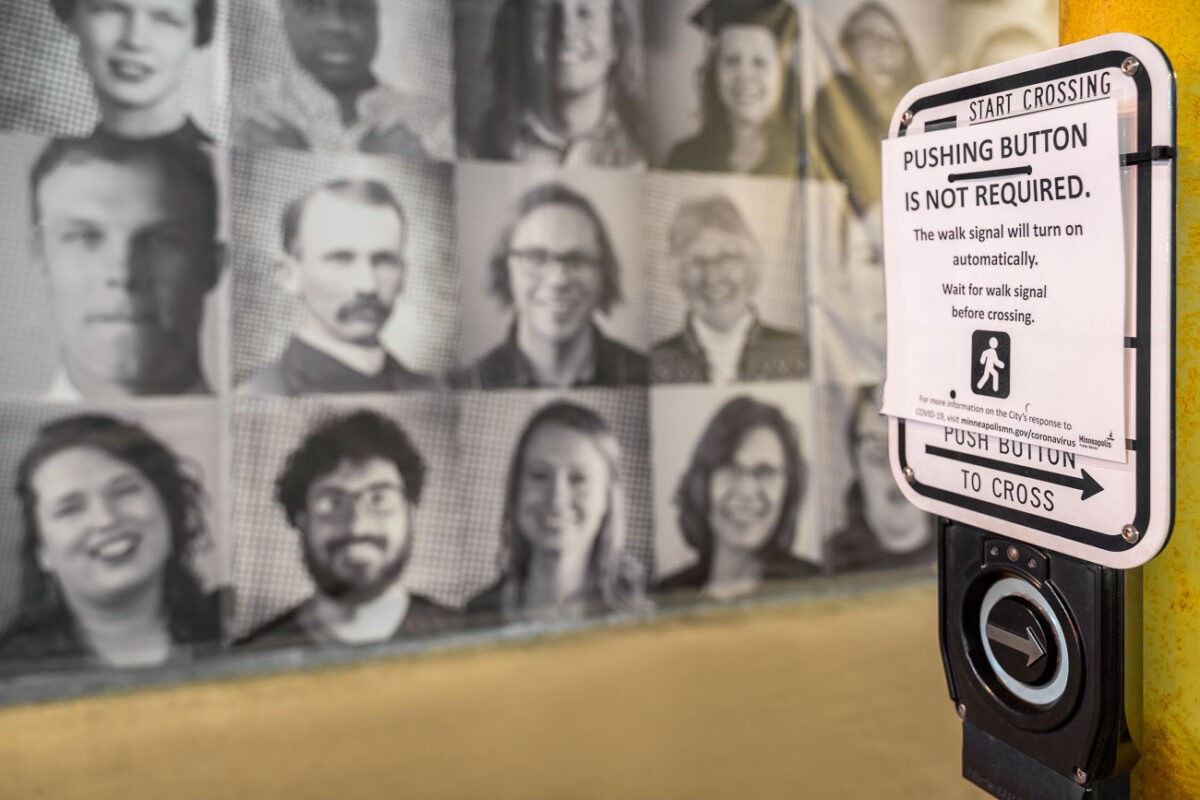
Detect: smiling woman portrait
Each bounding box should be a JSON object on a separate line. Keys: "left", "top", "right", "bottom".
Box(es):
{"left": 465, "top": 0, "right": 646, "bottom": 167}
{"left": 49, "top": 0, "right": 216, "bottom": 144}
{"left": 663, "top": 0, "right": 800, "bottom": 176}
{"left": 466, "top": 401, "right": 648, "bottom": 621}
{"left": 657, "top": 394, "right": 816, "bottom": 600}
{"left": 0, "top": 413, "right": 221, "bottom": 670}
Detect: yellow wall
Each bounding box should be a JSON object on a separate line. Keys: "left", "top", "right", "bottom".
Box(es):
{"left": 1060, "top": 5, "right": 1200, "bottom": 798}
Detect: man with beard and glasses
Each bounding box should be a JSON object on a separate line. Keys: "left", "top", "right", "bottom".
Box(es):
{"left": 242, "top": 178, "right": 437, "bottom": 396}
{"left": 236, "top": 410, "right": 457, "bottom": 648}
{"left": 231, "top": 0, "right": 450, "bottom": 158}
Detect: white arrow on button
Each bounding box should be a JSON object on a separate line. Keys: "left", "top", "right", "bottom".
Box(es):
{"left": 986, "top": 623, "right": 1047, "bottom": 668}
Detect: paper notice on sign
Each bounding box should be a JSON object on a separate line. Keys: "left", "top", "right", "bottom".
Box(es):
{"left": 881, "top": 99, "right": 1127, "bottom": 463}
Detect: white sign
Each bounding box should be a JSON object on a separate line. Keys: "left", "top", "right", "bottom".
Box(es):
{"left": 883, "top": 33, "right": 1175, "bottom": 569}
{"left": 881, "top": 99, "right": 1127, "bottom": 464}
{"left": 900, "top": 417, "right": 1135, "bottom": 543}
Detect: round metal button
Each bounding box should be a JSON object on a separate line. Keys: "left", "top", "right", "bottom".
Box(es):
{"left": 984, "top": 596, "right": 1057, "bottom": 686}
{"left": 978, "top": 577, "right": 1069, "bottom": 707}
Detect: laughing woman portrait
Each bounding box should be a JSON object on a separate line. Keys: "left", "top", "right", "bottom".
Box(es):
{"left": 0, "top": 414, "right": 220, "bottom": 670}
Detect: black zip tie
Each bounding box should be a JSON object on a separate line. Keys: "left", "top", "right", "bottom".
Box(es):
{"left": 1120, "top": 145, "right": 1175, "bottom": 166}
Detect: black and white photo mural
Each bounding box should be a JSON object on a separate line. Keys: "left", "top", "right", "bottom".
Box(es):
{"left": 0, "top": 0, "right": 1056, "bottom": 697}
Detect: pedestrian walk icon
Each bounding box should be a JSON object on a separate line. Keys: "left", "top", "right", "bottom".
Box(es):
{"left": 972, "top": 330, "right": 1010, "bottom": 398}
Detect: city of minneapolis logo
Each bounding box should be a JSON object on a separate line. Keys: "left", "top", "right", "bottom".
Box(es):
{"left": 1078, "top": 431, "right": 1117, "bottom": 451}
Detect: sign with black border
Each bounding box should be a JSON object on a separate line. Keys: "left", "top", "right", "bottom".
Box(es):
{"left": 883, "top": 33, "right": 1175, "bottom": 569}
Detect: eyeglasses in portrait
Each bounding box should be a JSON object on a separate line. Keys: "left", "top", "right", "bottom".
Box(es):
{"left": 453, "top": 162, "right": 649, "bottom": 390}
{"left": 230, "top": 394, "right": 464, "bottom": 650}
{"left": 643, "top": 171, "right": 808, "bottom": 385}
{"left": 651, "top": 381, "right": 820, "bottom": 603}
{"left": 808, "top": 0, "right": 941, "bottom": 217}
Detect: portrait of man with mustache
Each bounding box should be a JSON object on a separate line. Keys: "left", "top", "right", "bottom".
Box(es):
{"left": 241, "top": 178, "right": 438, "bottom": 396}
{"left": 236, "top": 409, "right": 457, "bottom": 648}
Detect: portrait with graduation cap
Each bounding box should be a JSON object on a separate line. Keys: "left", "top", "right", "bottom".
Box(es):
{"left": 663, "top": 0, "right": 802, "bottom": 176}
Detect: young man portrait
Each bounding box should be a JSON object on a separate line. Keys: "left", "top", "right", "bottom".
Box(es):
{"left": 232, "top": 0, "right": 452, "bottom": 158}
{"left": 30, "top": 135, "right": 221, "bottom": 399}
{"left": 236, "top": 409, "right": 457, "bottom": 648}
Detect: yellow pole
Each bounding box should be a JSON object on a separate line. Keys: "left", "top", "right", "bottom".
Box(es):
{"left": 1060, "top": 6, "right": 1200, "bottom": 799}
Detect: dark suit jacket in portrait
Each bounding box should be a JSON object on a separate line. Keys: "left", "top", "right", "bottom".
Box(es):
{"left": 456, "top": 324, "right": 649, "bottom": 389}
{"left": 650, "top": 315, "right": 808, "bottom": 384}
{"left": 233, "top": 592, "right": 459, "bottom": 650}
{"left": 243, "top": 338, "right": 439, "bottom": 396}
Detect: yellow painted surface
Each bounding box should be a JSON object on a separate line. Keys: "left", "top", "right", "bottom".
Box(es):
{"left": 0, "top": 584, "right": 986, "bottom": 800}
{"left": 1060, "top": 7, "right": 1200, "bottom": 798}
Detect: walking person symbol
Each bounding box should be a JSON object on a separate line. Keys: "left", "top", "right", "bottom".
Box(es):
{"left": 971, "top": 330, "right": 1010, "bottom": 398}
{"left": 977, "top": 337, "right": 1005, "bottom": 392}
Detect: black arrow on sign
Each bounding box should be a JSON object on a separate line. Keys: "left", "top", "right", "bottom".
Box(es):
{"left": 925, "top": 445, "right": 1104, "bottom": 500}
{"left": 986, "top": 623, "right": 1046, "bottom": 667}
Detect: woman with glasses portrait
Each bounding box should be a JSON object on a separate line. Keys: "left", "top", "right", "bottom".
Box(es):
{"left": 651, "top": 193, "right": 807, "bottom": 384}
{"left": 658, "top": 395, "right": 816, "bottom": 600}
